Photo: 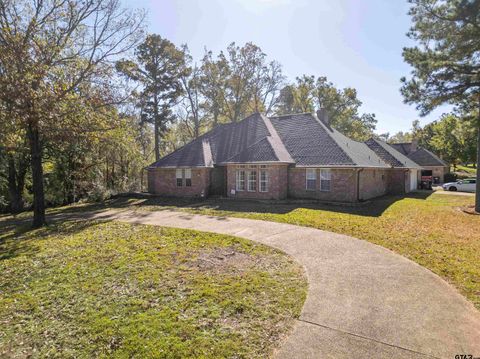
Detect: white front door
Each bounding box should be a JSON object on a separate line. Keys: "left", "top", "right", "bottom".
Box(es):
{"left": 409, "top": 169, "right": 418, "bottom": 191}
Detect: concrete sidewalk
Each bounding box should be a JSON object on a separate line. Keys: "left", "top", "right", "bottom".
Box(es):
{"left": 88, "top": 209, "right": 480, "bottom": 359}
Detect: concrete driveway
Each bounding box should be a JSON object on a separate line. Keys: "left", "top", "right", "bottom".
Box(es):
{"left": 90, "top": 209, "right": 480, "bottom": 359}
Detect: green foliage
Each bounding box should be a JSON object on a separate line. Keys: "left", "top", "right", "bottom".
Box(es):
{"left": 401, "top": 0, "right": 480, "bottom": 114}
{"left": 117, "top": 34, "right": 188, "bottom": 161}
{"left": 401, "top": 113, "right": 477, "bottom": 166}
{"left": 0, "top": 0, "right": 145, "bottom": 224}
{"left": 0, "top": 221, "right": 306, "bottom": 357}
{"left": 444, "top": 172, "right": 458, "bottom": 182}
{"left": 384, "top": 131, "right": 413, "bottom": 144}
{"left": 275, "top": 75, "right": 377, "bottom": 140}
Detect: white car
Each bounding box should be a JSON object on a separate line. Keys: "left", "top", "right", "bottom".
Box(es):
{"left": 442, "top": 178, "right": 476, "bottom": 192}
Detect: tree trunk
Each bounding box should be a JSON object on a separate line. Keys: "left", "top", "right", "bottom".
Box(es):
{"left": 7, "top": 154, "right": 25, "bottom": 213}
{"left": 154, "top": 119, "right": 160, "bottom": 162}
{"left": 28, "top": 121, "right": 46, "bottom": 227}
{"left": 153, "top": 94, "right": 160, "bottom": 162}
{"left": 475, "top": 98, "right": 480, "bottom": 213}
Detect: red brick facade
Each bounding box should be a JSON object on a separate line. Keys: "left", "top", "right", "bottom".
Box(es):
{"left": 358, "top": 169, "right": 389, "bottom": 200}
{"left": 288, "top": 168, "right": 358, "bottom": 202}
{"left": 387, "top": 169, "right": 409, "bottom": 195}
{"left": 226, "top": 164, "right": 288, "bottom": 200}
{"left": 147, "top": 165, "right": 413, "bottom": 202}
{"left": 147, "top": 167, "right": 210, "bottom": 197}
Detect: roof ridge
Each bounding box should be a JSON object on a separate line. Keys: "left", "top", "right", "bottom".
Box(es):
{"left": 260, "top": 114, "right": 294, "bottom": 163}
{"left": 269, "top": 112, "right": 313, "bottom": 118}
{"left": 367, "top": 138, "right": 421, "bottom": 169}
{"left": 310, "top": 112, "right": 358, "bottom": 165}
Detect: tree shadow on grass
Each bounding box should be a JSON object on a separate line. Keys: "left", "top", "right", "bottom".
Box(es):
{"left": 108, "top": 190, "right": 435, "bottom": 218}
{"left": 0, "top": 213, "right": 113, "bottom": 262}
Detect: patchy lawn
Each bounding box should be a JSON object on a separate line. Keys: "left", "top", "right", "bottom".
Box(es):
{"left": 98, "top": 192, "right": 480, "bottom": 310}
{"left": 0, "top": 220, "right": 306, "bottom": 358}
{"left": 452, "top": 164, "right": 477, "bottom": 178}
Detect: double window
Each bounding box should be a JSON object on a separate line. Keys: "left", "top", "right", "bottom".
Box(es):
{"left": 176, "top": 168, "right": 192, "bottom": 187}
{"left": 306, "top": 168, "right": 331, "bottom": 191}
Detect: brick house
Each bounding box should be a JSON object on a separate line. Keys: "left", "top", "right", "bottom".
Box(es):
{"left": 147, "top": 111, "right": 423, "bottom": 202}
{"left": 391, "top": 142, "right": 450, "bottom": 183}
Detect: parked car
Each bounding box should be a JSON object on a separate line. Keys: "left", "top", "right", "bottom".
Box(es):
{"left": 442, "top": 178, "right": 476, "bottom": 192}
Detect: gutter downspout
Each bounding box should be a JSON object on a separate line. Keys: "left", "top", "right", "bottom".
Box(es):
{"left": 404, "top": 169, "right": 410, "bottom": 193}
{"left": 357, "top": 168, "right": 364, "bottom": 202}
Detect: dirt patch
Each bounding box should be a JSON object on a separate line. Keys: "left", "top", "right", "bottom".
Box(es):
{"left": 190, "top": 246, "right": 261, "bottom": 272}
{"left": 187, "top": 246, "right": 282, "bottom": 272}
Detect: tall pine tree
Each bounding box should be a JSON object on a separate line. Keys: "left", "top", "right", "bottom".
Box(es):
{"left": 401, "top": 0, "right": 480, "bottom": 211}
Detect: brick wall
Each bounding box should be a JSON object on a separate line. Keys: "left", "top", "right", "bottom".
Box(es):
{"left": 226, "top": 164, "right": 288, "bottom": 200}
{"left": 147, "top": 167, "right": 210, "bottom": 197}
{"left": 387, "top": 169, "right": 408, "bottom": 195}
{"left": 358, "top": 168, "right": 389, "bottom": 200}
{"left": 288, "top": 167, "right": 358, "bottom": 202}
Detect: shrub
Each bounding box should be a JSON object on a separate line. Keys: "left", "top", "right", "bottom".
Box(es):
{"left": 444, "top": 172, "right": 458, "bottom": 183}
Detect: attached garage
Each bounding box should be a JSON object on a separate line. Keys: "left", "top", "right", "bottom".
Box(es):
{"left": 409, "top": 169, "right": 418, "bottom": 192}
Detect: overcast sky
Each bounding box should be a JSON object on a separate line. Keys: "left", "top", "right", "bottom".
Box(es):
{"left": 123, "top": 0, "right": 450, "bottom": 135}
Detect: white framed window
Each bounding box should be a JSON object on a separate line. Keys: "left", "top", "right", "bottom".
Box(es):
{"left": 176, "top": 169, "right": 183, "bottom": 187}
{"left": 185, "top": 168, "right": 192, "bottom": 187}
{"left": 248, "top": 170, "right": 257, "bottom": 191}
{"left": 306, "top": 168, "right": 316, "bottom": 190}
{"left": 260, "top": 170, "right": 268, "bottom": 192}
{"left": 320, "top": 169, "right": 331, "bottom": 191}
{"left": 236, "top": 170, "right": 246, "bottom": 191}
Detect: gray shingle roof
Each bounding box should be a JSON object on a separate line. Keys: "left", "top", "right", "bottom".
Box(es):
{"left": 366, "top": 139, "right": 422, "bottom": 169}
{"left": 270, "top": 113, "right": 389, "bottom": 167}
{"left": 150, "top": 112, "right": 422, "bottom": 169}
{"left": 390, "top": 143, "right": 448, "bottom": 167}
{"left": 149, "top": 113, "right": 293, "bottom": 168}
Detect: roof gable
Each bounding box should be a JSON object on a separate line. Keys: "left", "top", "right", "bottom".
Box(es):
{"left": 409, "top": 148, "right": 448, "bottom": 167}
{"left": 390, "top": 143, "right": 448, "bottom": 167}
{"left": 366, "top": 139, "right": 422, "bottom": 169}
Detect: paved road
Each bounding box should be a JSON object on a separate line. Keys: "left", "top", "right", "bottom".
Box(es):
{"left": 86, "top": 209, "right": 480, "bottom": 359}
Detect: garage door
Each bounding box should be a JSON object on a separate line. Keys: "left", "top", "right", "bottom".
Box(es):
{"left": 409, "top": 169, "right": 418, "bottom": 191}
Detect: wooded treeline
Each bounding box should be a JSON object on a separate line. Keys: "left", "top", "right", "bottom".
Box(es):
{"left": 0, "top": 0, "right": 379, "bottom": 224}
{"left": 379, "top": 113, "right": 478, "bottom": 168}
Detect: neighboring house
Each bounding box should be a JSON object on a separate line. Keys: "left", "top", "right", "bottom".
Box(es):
{"left": 147, "top": 111, "right": 423, "bottom": 202}
{"left": 390, "top": 142, "right": 450, "bottom": 183}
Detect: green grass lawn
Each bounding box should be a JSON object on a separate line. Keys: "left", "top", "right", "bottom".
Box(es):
{"left": 453, "top": 164, "right": 477, "bottom": 177}
{"left": 0, "top": 219, "right": 306, "bottom": 358}
{"left": 99, "top": 192, "right": 480, "bottom": 310}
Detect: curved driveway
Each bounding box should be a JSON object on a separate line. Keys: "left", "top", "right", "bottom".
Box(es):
{"left": 92, "top": 209, "right": 480, "bottom": 359}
